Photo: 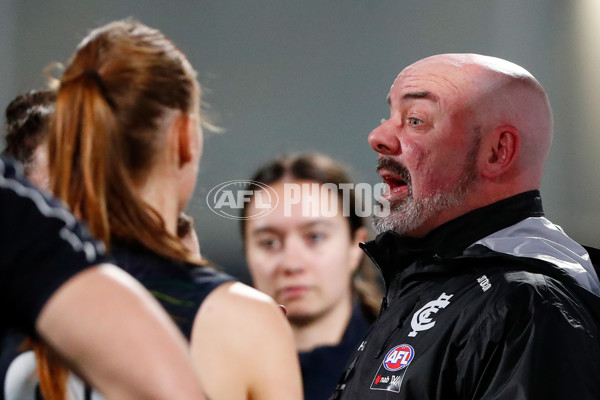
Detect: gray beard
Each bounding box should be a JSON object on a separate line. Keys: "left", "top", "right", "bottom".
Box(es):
{"left": 372, "top": 183, "right": 471, "bottom": 235}
{"left": 372, "top": 139, "right": 479, "bottom": 236}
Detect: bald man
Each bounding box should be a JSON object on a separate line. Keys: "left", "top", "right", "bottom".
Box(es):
{"left": 332, "top": 54, "right": 600, "bottom": 399}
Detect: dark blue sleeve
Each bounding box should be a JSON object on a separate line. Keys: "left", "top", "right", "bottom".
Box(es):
{"left": 0, "top": 156, "right": 107, "bottom": 334}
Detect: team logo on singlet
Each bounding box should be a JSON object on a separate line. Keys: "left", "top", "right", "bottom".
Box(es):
{"left": 408, "top": 292, "right": 453, "bottom": 337}
{"left": 370, "top": 344, "right": 414, "bottom": 393}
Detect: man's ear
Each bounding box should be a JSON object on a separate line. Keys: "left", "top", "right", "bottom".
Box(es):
{"left": 480, "top": 126, "right": 520, "bottom": 179}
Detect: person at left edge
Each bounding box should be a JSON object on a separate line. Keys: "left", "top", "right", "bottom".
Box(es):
{"left": 0, "top": 88, "right": 209, "bottom": 399}
{"left": 0, "top": 155, "right": 208, "bottom": 400}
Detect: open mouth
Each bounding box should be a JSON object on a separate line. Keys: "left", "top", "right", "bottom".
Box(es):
{"left": 382, "top": 173, "right": 409, "bottom": 194}
{"left": 379, "top": 172, "right": 411, "bottom": 200}
{"left": 377, "top": 157, "right": 411, "bottom": 198}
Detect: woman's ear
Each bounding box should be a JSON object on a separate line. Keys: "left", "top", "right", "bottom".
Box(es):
{"left": 180, "top": 116, "right": 194, "bottom": 168}
{"left": 171, "top": 112, "right": 193, "bottom": 168}
{"left": 349, "top": 226, "right": 368, "bottom": 274}
{"left": 480, "top": 126, "right": 520, "bottom": 179}
{"left": 166, "top": 111, "right": 193, "bottom": 168}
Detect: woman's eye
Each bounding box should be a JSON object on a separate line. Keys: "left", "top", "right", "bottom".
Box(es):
{"left": 257, "top": 237, "right": 281, "bottom": 250}
{"left": 306, "top": 232, "right": 326, "bottom": 245}
{"left": 407, "top": 117, "right": 423, "bottom": 126}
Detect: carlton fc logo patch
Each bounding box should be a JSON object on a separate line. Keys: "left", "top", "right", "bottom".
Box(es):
{"left": 409, "top": 292, "right": 453, "bottom": 337}
{"left": 370, "top": 344, "right": 414, "bottom": 393}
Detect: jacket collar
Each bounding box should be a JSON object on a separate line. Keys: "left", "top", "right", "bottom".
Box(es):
{"left": 361, "top": 191, "right": 543, "bottom": 283}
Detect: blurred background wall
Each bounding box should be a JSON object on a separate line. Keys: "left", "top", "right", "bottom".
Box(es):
{"left": 1, "top": 0, "right": 598, "bottom": 283}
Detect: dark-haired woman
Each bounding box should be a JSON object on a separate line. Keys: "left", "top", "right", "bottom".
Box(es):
{"left": 3, "top": 88, "right": 56, "bottom": 187}
{"left": 242, "top": 153, "right": 382, "bottom": 400}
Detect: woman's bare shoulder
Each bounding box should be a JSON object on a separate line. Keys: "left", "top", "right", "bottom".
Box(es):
{"left": 190, "top": 282, "right": 302, "bottom": 400}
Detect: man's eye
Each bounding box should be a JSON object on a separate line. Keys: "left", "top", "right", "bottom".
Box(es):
{"left": 407, "top": 117, "right": 423, "bottom": 126}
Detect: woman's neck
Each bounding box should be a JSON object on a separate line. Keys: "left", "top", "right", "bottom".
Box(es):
{"left": 291, "top": 297, "right": 353, "bottom": 353}
{"left": 136, "top": 175, "right": 180, "bottom": 237}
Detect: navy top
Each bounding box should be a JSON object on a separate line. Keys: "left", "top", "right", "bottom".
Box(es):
{"left": 0, "top": 156, "right": 106, "bottom": 400}
{"left": 110, "top": 241, "right": 235, "bottom": 339}
{"left": 0, "top": 234, "right": 232, "bottom": 400}
{"left": 299, "top": 307, "right": 370, "bottom": 400}
{"left": 0, "top": 156, "right": 106, "bottom": 334}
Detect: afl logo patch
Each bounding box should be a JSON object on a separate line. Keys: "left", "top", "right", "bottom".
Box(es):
{"left": 383, "top": 344, "right": 414, "bottom": 371}
{"left": 371, "top": 344, "right": 415, "bottom": 393}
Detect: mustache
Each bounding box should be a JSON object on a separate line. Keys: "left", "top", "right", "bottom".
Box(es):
{"left": 376, "top": 157, "right": 411, "bottom": 186}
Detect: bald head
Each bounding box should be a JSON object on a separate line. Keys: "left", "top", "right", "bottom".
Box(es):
{"left": 402, "top": 53, "right": 553, "bottom": 188}
{"left": 370, "top": 54, "right": 554, "bottom": 236}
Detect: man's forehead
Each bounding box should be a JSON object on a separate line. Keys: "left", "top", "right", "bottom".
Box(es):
{"left": 388, "top": 65, "right": 467, "bottom": 106}
{"left": 386, "top": 56, "right": 514, "bottom": 107}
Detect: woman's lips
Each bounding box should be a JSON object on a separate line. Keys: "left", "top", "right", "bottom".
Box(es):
{"left": 278, "top": 285, "right": 310, "bottom": 299}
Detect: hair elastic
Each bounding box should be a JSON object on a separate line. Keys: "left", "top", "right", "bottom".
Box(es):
{"left": 82, "top": 69, "right": 116, "bottom": 109}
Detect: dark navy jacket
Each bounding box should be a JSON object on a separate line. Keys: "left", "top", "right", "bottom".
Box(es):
{"left": 333, "top": 191, "right": 600, "bottom": 399}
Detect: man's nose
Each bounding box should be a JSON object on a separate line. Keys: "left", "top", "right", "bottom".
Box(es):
{"left": 368, "top": 121, "right": 401, "bottom": 155}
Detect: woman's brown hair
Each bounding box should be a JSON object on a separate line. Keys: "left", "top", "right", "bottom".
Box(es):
{"left": 48, "top": 19, "right": 200, "bottom": 263}
{"left": 241, "top": 153, "right": 382, "bottom": 322}
{"left": 38, "top": 19, "right": 202, "bottom": 400}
